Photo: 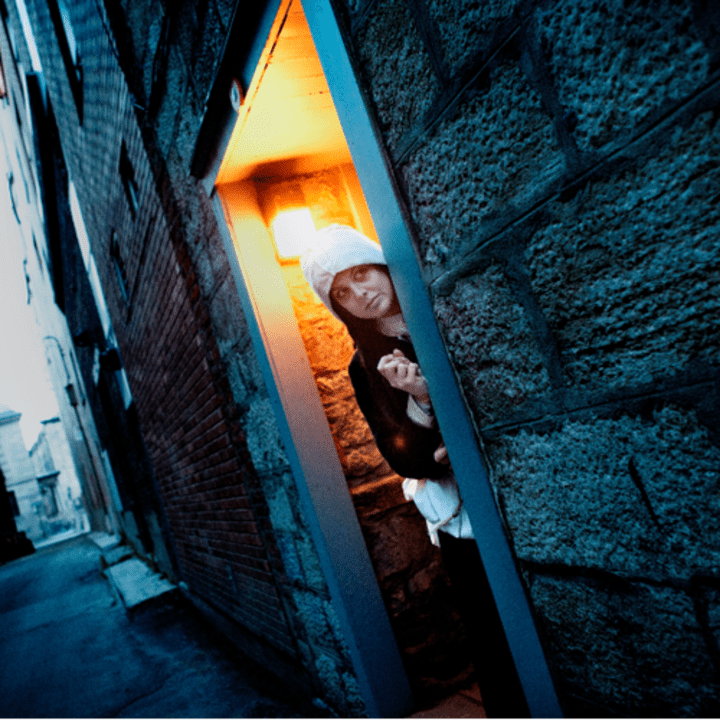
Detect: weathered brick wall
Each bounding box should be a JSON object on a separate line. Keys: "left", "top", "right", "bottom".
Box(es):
{"left": 336, "top": 0, "right": 720, "bottom": 715}
{"left": 254, "top": 167, "right": 473, "bottom": 701}
{"left": 22, "top": 0, "right": 364, "bottom": 713}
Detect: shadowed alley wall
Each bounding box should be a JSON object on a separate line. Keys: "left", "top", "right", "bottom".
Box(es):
{"left": 12, "top": 0, "right": 720, "bottom": 714}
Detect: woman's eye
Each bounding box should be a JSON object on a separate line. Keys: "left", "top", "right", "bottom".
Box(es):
{"left": 354, "top": 268, "right": 368, "bottom": 280}
{"left": 334, "top": 288, "right": 348, "bottom": 301}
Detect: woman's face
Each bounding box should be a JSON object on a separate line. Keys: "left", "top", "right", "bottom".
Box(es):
{"left": 330, "top": 264, "right": 400, "bottom": 320}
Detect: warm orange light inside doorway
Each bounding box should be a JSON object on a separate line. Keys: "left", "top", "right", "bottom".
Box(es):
{"left": 271, "top": 208, "right": 316, "bottom": 260}
{"left": 215, "top": 0, "right": 380, "bottom": 246}
{"left": 216, "top": 0, "right": 351, "bottom": 184}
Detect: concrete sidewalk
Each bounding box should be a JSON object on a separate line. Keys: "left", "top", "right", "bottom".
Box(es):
{"left": 34, "top": 526, "right": 89, "bottom": 549}
{"left": 88, "top": 532, "right": 488, "bottom": 718}
{"left": 0, "top": 534, "right": 311, "bottom": 718}
{"left": 89, "top": 532, "right": 179, "bottom": 611}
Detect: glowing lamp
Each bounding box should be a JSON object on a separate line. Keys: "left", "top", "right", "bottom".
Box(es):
{"left": 271, "top": 208, "right": 316, "bottom": 260}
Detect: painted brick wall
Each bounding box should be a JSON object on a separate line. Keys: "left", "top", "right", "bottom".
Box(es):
{"left": 21, "top": 0, "right": 364, "bottom": 713}
{"left": 336, "top": 0, "right": 720, "bottom": 715}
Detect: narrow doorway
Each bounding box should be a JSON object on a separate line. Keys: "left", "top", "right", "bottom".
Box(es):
{"left": 214, "top": 0, "right": 477, "bottom": 709}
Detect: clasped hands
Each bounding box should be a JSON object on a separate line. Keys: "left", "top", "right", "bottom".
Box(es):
{"left": 377, "top": 349, "right": 448, "bottom": 464}
{"left": 377, "top": 349, "right": 430, "bottom": 402}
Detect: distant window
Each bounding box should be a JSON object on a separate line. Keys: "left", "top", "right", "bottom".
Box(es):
{"left": 23, "top": 258, "right": 32, "bottom": 303}
{"left": 8, "top": 490, "right": 19, "bottom": 517}
{"left": 68, "top": 351, "right": 86, "bottom": 406}
{"left": 68, "top": 178, "right": 114, "bottom": 341}
{"left": 189, "top": 0, "right": 209, "bottom": 65}
{"left": 15, "top": 0, "right": 43, "bottom": 74}
{"left": 48, "top": 0, "right": 83, "bottom": 122}
{"left": 17, "top": 149, "right": 30, "bottom": 201}
{"left": 110, "top": 231, "right": 129, "bottom": 302}
{"left": 7, "top": 171, "right": 20, "bottom": 223}
{"left": 56, "top": 0, "right": 78, "bottom": 67}
{"left": 33, "top": 232, "right": 44, "bottom": 275}
{"left": 41, "top": 484, "right": 59, "bottom": 517}
{"left": 119, "top": 142, "right": 139, "bottom": 218}
{"left": 13, "top": 93, "right": 22, "bottom": 131}
{"left": 5, "top": 19, "right": 18, "bottom": 61}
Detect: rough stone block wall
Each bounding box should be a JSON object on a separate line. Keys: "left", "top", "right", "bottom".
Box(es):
{"left": 23, "top": 0, "right": 365, "bottom": 714}
{"left": 254, "top": 168, "right": 473, "bottom": 702}
{"left": 338, "top": 0, "right": 720, "bottom": 714}
{"left": 538, "top": 0, "right": 709, "bottom": 152}
{"left": 402, "top": 61, "right": 564, "bottom": 266}
{"left": 525, "top": 113, "right": 720, "bottom": 390}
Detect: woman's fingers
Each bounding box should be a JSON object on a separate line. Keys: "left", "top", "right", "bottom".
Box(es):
{"left": 434, "top": 444, "right": 449, "bottom": 463}
{"left": 379, "top": 359, "right": 412, "bottom": 380}
{"left": 379, "top": 350, "right": 408, "bottom": 364}
{"left": 377, "top": 354, "right": 429, "bottom": 397}
{"left": 378, "top": 354, "right": 405, "bottom": 370}
{"left": 377, "top": 357, "right": 403, "bottom": 385}
{"left": 377, "top": 356, "right": 409, "bottom": 379}
{"left": 378, "top": 358, "right": 402, "bottom": 375}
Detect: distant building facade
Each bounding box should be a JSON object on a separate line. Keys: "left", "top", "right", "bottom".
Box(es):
{"left": 0, "top": 409, "right": 88, "bottom": 545}
{"left": 30, "top": 417, "right": 89, "bottom": 537}
{"left": 0, "top": 463, "right": 33, "bottom": 563}
{"left": 0, "top": 406, "right": 42, "bottom": 541}
{"left": 2, "top": 0, "right": 719, "bottom": 717}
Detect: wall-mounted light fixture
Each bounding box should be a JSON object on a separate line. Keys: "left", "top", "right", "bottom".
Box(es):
{"left": 271, "top": 208, "right": 316, "bottom": 261}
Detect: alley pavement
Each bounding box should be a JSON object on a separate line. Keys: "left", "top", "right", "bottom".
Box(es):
{"left": 0, "top": 534, "right": 311, "bottom": 718}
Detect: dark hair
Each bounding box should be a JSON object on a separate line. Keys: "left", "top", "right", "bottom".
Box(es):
{"left": 330, "top": 264, "right": 417, "bottom": 364}
{"left": 331, "top": 300, "right": 378, "bottom": 344}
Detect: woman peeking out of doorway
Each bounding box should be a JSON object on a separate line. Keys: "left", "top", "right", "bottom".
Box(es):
{"left": 301, "top": 225, "right": 529, "bottom": 719}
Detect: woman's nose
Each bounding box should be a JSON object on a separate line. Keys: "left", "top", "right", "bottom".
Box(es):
{"left": 351, "top": 283, "right": 366, "bottom": 299}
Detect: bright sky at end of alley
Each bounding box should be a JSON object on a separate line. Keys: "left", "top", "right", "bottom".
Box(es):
{"left": 0, "top": 148, "right": 59, "bottom": 449}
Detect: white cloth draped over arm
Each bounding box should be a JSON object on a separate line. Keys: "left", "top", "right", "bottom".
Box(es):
{"left": 403, "top": 475, "right": 473, "bottom": 546}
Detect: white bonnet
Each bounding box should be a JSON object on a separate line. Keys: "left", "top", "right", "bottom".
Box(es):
{"left": 301, "top": 224, "right": 386, "bottom": 319}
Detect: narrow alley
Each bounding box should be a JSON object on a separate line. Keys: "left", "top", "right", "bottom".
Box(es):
{"left": 2, "top": 0, "right": 719, "bottom": 715}
{"left": 0, "top": 536, "right": 310, "bottom": 719}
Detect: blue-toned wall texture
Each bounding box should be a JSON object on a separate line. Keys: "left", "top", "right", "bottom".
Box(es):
{"left": 14, "top": 0, "right": 720, "bottom": 714}
{"left": 336, "top": 0, "right": 720, "bottom": 715}
{"left": 13, "top": 0, "right": 367, "bottom": 713}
